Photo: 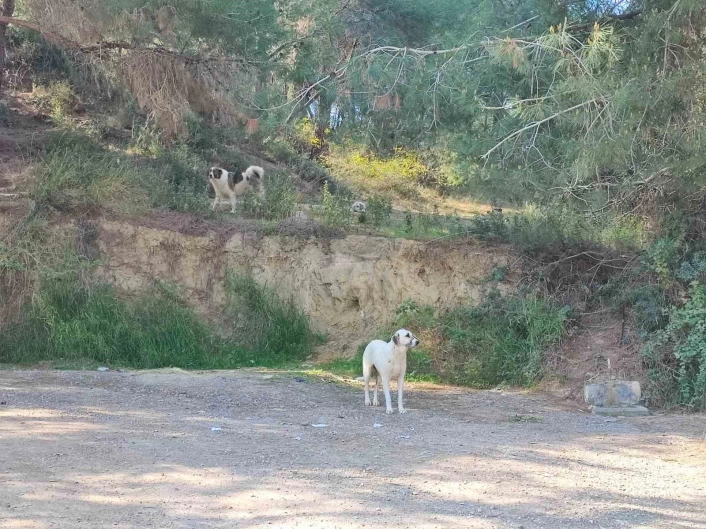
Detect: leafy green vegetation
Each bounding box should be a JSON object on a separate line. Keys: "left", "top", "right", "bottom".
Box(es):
{"left": 438, "top": 293, "right": 570, "bottom": 387}
{"left": 323, "top": 295, "right": 569, "bottom": 388}
{"left": 0, "top": 273, "right": 320, "bottom": 369}
{"left": 643, "top": 283, "right": 706, "bottom": 410}
{"left": 224, "top": 273, "right": 324, "bottom": 364}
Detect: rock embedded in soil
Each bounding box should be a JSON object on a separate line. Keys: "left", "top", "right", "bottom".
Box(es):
{"left": 584, "top": 380, "right": 641, "bottom": 407}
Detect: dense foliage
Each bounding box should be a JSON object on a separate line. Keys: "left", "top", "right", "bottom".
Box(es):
{"left": 6, "top": 0, "right": 705, "bottom": 211}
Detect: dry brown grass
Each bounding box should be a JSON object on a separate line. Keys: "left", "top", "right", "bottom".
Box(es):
{"left": 122, "top": 51, "right": 217, "bottom": 138}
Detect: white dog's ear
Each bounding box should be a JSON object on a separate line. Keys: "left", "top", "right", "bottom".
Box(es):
{"left": 392, "top": 332, "right": 399, "bottom": 345}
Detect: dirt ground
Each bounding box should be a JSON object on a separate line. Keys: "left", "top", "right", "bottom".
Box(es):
{"left": 1, "top": 370, "right": 705, "bottom": 529}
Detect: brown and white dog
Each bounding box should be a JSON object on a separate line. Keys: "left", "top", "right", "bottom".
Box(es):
{"left": 208, "top": 165, "right": 264, "bottom": 213}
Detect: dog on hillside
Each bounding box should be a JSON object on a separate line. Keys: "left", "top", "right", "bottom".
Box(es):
{"left": 207, "top": 165, "right": 264, "bottom": 213}
{"left": 362, "top": 329, "right": 420, "bottom": 414}
{"left": 351, "top": 201, "right": 367, "bottom": 214}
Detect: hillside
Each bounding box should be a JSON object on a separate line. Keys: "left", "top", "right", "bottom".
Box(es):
{"left": 0, "top": 83, "right": 641, "bottom": 405}
{"left": 1, "top": 0, "right": 706, "bottom": 410}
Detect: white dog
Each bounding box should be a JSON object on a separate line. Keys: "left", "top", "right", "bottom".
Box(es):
{"left": 351, "top": 201, "right": 367, "bottom": 213}
{"left": 362, "top": 329, "right": 420, "bottom": 414}
{"left": 208, "top": 165, "right": 264, "bottom": 213}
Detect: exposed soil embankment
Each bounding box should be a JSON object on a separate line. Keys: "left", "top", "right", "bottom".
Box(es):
{"left": 96, "top": 218, "right": 515, "bottom": 355}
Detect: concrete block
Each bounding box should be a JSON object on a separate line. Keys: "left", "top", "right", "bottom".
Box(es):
{"left": 584, "top": 380, "right": 641, "bottom": 406}
{"left": 591, "top": 405, "right": 650, "bottom": 417}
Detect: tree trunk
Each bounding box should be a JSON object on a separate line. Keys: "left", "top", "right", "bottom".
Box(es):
{"left": 310, "top": 100, "right": 330, "bottom": 160}
{"left": 0, "top": 0, "right": 16, "bottom": 92}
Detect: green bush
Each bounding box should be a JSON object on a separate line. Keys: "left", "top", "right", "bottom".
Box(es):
{"left": 0, "top": 279, "right": 238, "bottom": 368}
{"left": 367, "top": 195, "right": 393, "bottom": 227}
{"left": 8, "top": 27, "right": 69, "bottom": 75}
{"left": 0, "top": 273, "right": 322, "bottom": 369}
{"left": 643, "top": 283, "right": 706, "bottom": 410}
{"left": 224, "top": 273, "right": 323, "bottom": 363}
{"left": 462, "top": 206, "right": 648, "bottom": 255}
{"left": 237, "top": 170, "right": 297, "bottom": 221}
{"left": 150, "top": 145, "right": 210, "bottom": 212}
{"left": 440, "top": 292, "right": 569, "bottom": 387}
{"left": 322, "top": 293, "right": 567, "bottom": 388}
{"left": 321, "top": 181, "right": 352, "bottom": 227}
{"left": 30, "top": 81, "right": 78, "bottom": 122}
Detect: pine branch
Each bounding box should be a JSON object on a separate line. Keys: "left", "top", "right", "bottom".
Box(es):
{"left": 482, "top": 99, "right": 600, "bottom": 160}
{"left": 568, "top": 10, "right": 643, "bottom": 32}
{"left": 0, "top": 16, "right": 219, "bottom": 64}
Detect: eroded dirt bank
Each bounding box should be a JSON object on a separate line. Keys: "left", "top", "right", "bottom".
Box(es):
{"left": 96, "top": 219, "right": 514, "bottom": 353}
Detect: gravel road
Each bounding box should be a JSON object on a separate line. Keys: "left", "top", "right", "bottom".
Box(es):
{"left": 1, "top": 369, "right": 705, "bottom": 528}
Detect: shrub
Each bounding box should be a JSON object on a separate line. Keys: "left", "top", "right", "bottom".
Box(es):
{"left": 30, "top": 81, "right": 78, "bottom": 122}
{"left": 644, "top": 237, "right": 682, "bottom": 283}
{"left": 0, "top": 273, "right": 322, "bottom": 369}
{"left": 321, "top": 181, "right": 352, "bottom": 227}
{"left": 265, "top": 135, "right": 341, "bottom": 190}
{"left": 326, "top": 143, "right": 428, "bottom": 195}
{"left": 367, "top": 194, "right": 393, "bottom": 227}
{"left": 416, "top": 210, "right": 445, "bottom": 235}
{"left": 238, "top": 170, "right": 297, "bottom": 221}
{"left": 150, "top": 145, "right": 210, "bottom": 211}
{"left": 7, "top": 27, "right": 69, "bottom": 75}
{"left": 224, "top": 273, "right": 323, "bottom": 363}
{"left": 263, "top": 171, "right": 298, "bottom": 220}
{"left": 321, "top": 293, "right": 568, "bottom": 388}
{"left": 643, "top": 283, "right": 706, "bottom": 410}
{"left": 462, "top": 206, "right": 649, "bottom": 255}
{"left": 439, "top": 292, "right": 569, "bottom": 387}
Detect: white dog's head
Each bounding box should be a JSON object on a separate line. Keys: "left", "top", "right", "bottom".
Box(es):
{"left": 351, "top": 201, "right": 367, "bottom": 213}
{"left": 208, "top": 166, "right": 226, "bottom": 180}
{"left": 392, "top": 329, "right": 420, "bottom": 348}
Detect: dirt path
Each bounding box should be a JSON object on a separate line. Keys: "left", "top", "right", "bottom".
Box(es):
{"left": 1, "top": 370, "right": 705, "bottom": 528}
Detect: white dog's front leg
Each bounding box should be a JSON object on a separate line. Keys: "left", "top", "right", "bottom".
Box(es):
{"left": 382, "top": 376, "right": 393, "bottom": 414}
{"left": 230, "top": 195, "right": 237, "bottom": 213}
{"left": 373, "top": 375, "right": 380, "bottom": 406}
{"left": 212, "top": 196, "right": 219, "bottom": 210}
{"left": 397, "top": 374, "right": 406, "bottom": 413}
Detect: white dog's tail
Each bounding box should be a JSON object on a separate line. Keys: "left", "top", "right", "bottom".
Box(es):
{"left": 244, "top": 165, "right": 264, "bottom": 180}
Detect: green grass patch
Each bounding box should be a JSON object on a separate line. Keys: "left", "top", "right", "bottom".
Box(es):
{"left": 224, "top": 273, "right": 325, "bottom": 363}
{"left": 438, "top": 292, "right": 570, "bottom": 387}
{"left": 0, "top": 273, "right": 321, "bottom": 370}
{"left": 320, "top": 293, "right": 568, "bottom": 388}
{"left": 325, "top": 294, "right": 568, "bottom": 388}
{"left": 320, "top": 347, "right": 440, "bottom": 383}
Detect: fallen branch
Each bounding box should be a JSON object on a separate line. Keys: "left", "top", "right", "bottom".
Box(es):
{"left": 0, "top": 15, "right": 75, "bottom": 48}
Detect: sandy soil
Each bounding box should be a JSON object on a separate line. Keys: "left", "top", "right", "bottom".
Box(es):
{"left": 1, "top": 369, "right": 705, "bottom": 529}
